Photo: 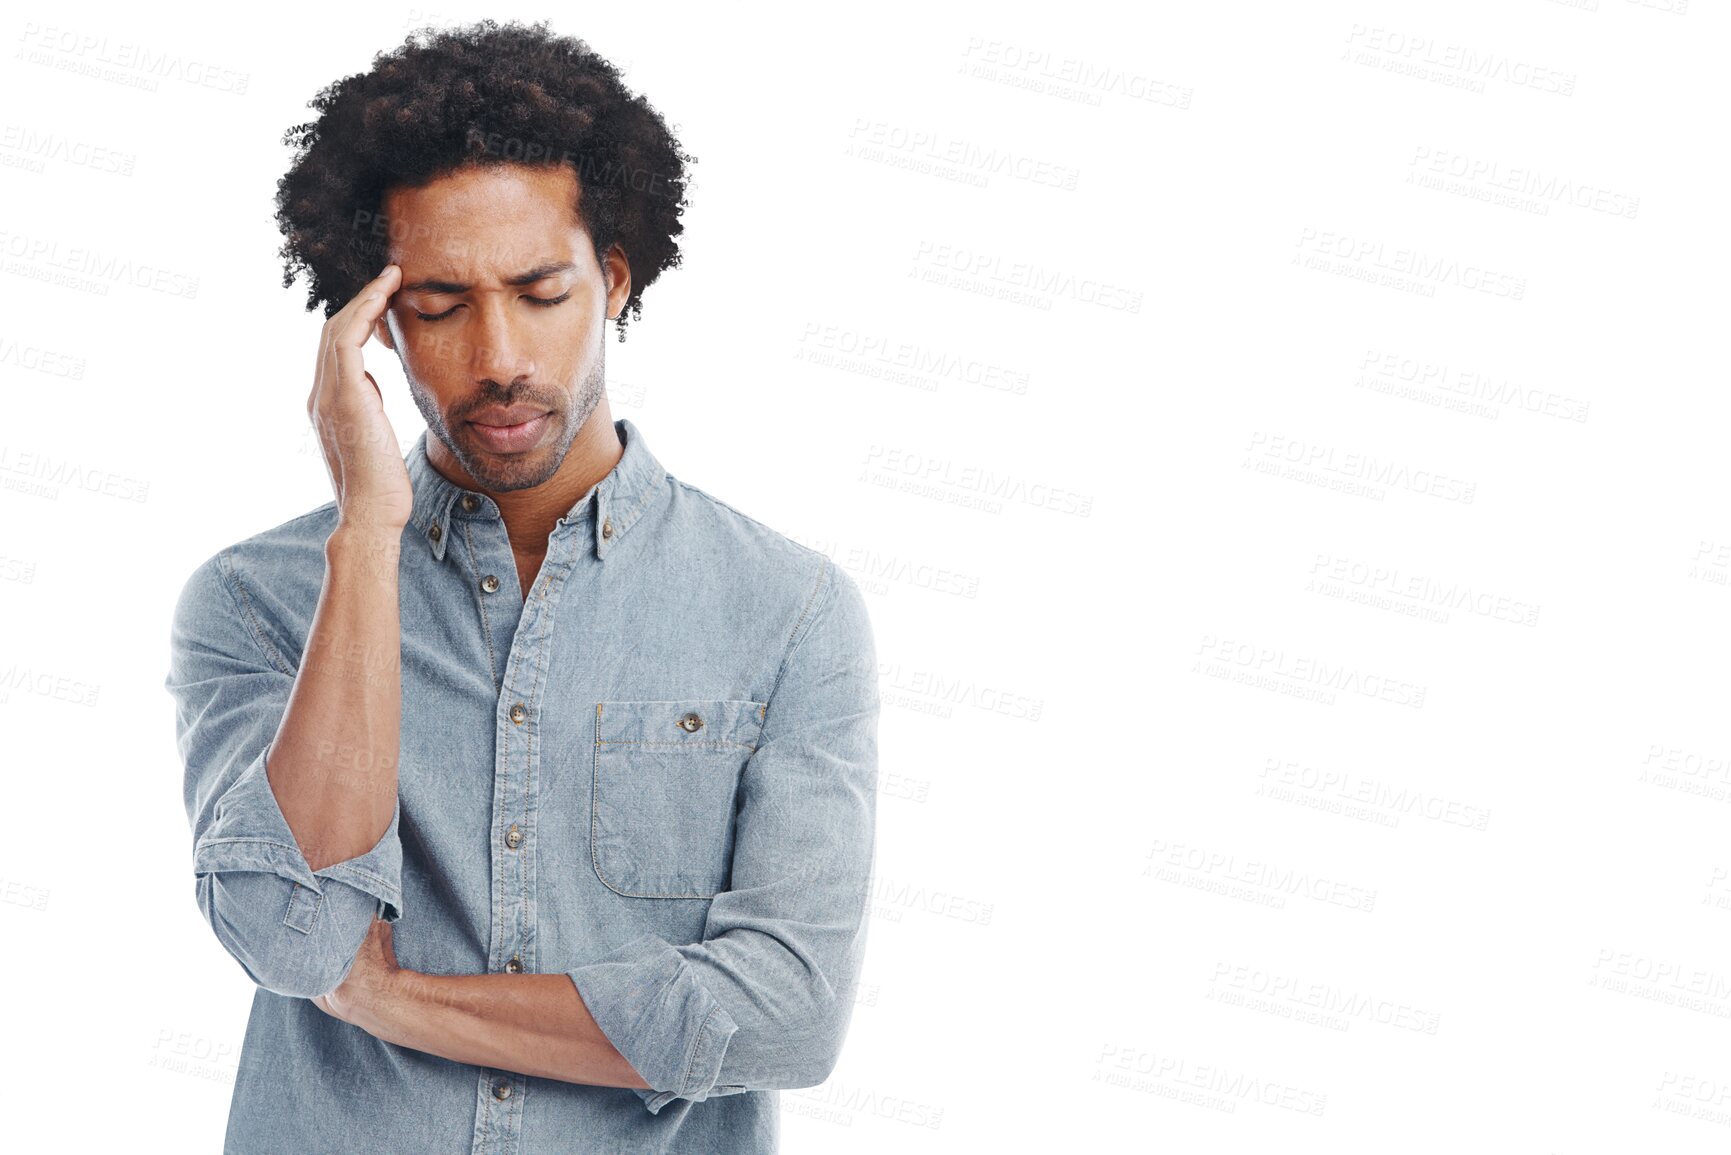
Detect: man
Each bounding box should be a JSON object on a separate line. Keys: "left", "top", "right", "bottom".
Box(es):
{"left": 165, "top": 19, "right": 879, "bottom": 1154}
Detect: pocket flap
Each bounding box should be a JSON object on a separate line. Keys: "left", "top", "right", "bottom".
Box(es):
{"left": 595, "top": 699, "right": 767, "bottom": 750}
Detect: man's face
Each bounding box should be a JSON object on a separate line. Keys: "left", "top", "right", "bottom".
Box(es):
{"left": 372, "top": 162, "right": 629, "bottom": 492}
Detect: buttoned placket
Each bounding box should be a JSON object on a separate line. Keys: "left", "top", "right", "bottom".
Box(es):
{"left": 431, "top": 482, "right": 609, "bottom": 1154}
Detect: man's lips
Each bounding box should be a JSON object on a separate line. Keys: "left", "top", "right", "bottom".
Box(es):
{"left": 466, "top": 411, "right": 552, "bottom": 452}
{"left": 469, "top": 407, "right": 550, "bottom": 427}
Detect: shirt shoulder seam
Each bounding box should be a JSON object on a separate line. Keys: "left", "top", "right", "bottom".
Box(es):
{"left": 212, "top": 548, "right": 296, "bottom": 678}
{"left": 763, "top": 555, "right": 835, "bottom": 709}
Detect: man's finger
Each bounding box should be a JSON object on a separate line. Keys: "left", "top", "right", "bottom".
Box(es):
{"left": 312, "top": 265, "right": 398, "bottom": 416}
{"left": 327, "top": 266, "right": 402, "bottom": 378}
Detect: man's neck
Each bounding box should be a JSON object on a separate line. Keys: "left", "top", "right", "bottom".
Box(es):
{"left": 428, "top": 410, "right": 625, "bottom": 556}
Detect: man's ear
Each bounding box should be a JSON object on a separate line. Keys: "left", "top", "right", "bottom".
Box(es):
{"left": 604, "top": 244, "right": 631, "bottom": 320}
{"left": 372, "top": 314, "right": 396, "bottom": 352}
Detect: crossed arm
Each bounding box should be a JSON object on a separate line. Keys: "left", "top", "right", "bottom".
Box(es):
{"left": 311, "top": 918, "right": 650, "bottom": 1089}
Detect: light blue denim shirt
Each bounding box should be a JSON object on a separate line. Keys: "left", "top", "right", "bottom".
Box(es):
{"left": 164, "top": 417, "right": 880, "bottom": 1154}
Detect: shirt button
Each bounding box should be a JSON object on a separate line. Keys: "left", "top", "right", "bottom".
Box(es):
{"left": 602, "top": 516, "right": 614, "bottom": 540}
{"left": 678, "top": 711, "right": 704, "bottom": 733}
{"left": 505, "top": 956, "right": 523, "bottom": 973}
{"left": 428, "top": 523, "right": 441, "bottom": 543}
{"left": 505, "top": 824, "right": 523, "bottom": 849}
{"left": 510, "top": 703, "right": 527, "bottom": 724}
{"left": 481, "top": 574, "right": 500, "bottom": 594}
{"left": 493, "top": 1080, "right": 512, "bottom": 1100}
{"left": 462, "top": 494, "right": 479, "bottom": 512}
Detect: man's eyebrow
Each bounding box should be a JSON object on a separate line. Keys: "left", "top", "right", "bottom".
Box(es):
{"left": 400, "top": 262, "right": 578, "bottom": 294}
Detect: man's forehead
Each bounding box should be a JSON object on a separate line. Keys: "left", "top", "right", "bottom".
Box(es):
{"left": 397, "top": 252, "right": 581, "bottom": 292}
{"left": 386, "top": 211, "right": 584, "bottom": 280}
{"left": 381, "top": 165, "right": 586, "bottom": 276}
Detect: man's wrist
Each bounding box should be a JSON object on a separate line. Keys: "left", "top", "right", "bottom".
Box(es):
{"left": 325, "top": 523, "right": 403, "bottom": 586}
{"left": 339, "top": 965, "right": 418, "bottom": 1043}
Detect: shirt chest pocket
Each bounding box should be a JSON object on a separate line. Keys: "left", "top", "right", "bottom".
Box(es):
{"left": 590, "top": 699, "right": 768, "bottom": 899}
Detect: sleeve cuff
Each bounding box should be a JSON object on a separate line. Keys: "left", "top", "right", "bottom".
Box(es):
{"left": 568, "top": 934, "right": 740, "bottom": 1114}
{"left": 191, "top": 745, "right": 403, "bottom": 921}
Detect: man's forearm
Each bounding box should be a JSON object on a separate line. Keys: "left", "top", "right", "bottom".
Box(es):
{"left": 360, "top": 969, "right": 651, "bottom": 1089}
{"left": 268, "top": 524, "right": 403, "bottom": 871}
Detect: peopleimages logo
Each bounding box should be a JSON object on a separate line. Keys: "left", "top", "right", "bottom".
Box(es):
{"left": 1341, "top": 24, "right": 1577, "bottom": 96}
{"left": 15, "top": 23, "right": 251, "bottom": 94}
{"left": 1193, "top": 633, "right": 1428, "bottom": 709}
{"left": 1244, "top": 431, "right": 1477, "bottom": 505}
{"left": 1293, "top": 228, "right": 1526, "bottom": 300}
{"left": 1407, "top": 146, "right": 1639, "bottom": 220}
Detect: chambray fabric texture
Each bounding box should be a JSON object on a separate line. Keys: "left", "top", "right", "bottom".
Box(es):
{"left": 164, "top": 418, "right": 880, "bottom": 1154}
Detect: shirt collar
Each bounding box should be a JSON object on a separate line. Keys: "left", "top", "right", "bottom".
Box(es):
{"left": 405, "top": 416, "right": 667, "bottom": 563}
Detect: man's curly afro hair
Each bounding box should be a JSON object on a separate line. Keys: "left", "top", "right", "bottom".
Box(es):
{"left": 274, "top": 18, "right": 694, "bottom": 341}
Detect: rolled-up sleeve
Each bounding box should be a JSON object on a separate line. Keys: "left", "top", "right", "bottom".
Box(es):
{"left": 569, "top": 558, "right": 880, "bottom": 1114}
{"left": 166, "top": 549, "right": 404, "bottom": 1001}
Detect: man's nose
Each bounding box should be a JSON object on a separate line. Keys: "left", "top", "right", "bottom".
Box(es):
{"left": 469, "top": 300, "right": 537, "bottom": 384}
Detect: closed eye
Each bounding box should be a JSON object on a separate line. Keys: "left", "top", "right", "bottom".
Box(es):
{"left": 414, "top": 292, "right": 572, "bottom": 322}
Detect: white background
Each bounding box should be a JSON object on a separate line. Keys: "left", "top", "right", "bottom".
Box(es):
{"left": 1, "top": 0, "right": 1727, "bottom": 1151}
